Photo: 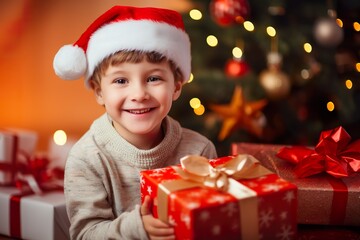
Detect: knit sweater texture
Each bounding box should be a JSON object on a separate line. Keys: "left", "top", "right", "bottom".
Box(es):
{"left": 64, "top": 113, "right": 217, "bottom": 239}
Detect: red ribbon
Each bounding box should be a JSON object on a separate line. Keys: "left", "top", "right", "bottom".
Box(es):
{"left": 9, "top": 184, "right": 64, "bottom": 238}
{"left": 9, "top": 190, "right": 34, "bottom": 238}
{"left": 276, "top": 126, "right": 360, "bottom": 178}
{"left": 1, "top": 131, "right": 64, "bottom": 238}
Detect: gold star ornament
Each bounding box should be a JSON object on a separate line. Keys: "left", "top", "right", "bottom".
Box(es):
{"left": 209, "top": 86, "right": 267, "bottom": 141}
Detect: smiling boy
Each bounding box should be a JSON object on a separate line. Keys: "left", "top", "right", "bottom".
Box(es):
{"left": 53, "top": 6, "right": 217, "bottom": 240}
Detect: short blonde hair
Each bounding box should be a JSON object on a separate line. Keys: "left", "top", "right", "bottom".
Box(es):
{"left": 90, "top": 50, "right": 183, "bottom": 88}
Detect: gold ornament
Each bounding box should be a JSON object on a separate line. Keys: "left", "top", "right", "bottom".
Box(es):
{"left": 259, "top": 52, "right": 290, "bottom": 100}
{"left": 209, "top": 86, "right": 267, "bottom": 141}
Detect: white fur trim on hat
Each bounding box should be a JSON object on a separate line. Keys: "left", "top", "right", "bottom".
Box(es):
{"left": 85, "top": 20, "right": 191, "bottom": 84}
{"left": 53, "top": 45, "right": 87, "bottom": 80}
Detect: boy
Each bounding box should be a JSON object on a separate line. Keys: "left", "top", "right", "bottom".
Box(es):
{"left": 53, "top": 5, "right": 217, "bottom": 240}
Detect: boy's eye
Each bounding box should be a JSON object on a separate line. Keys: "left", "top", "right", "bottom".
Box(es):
{"left": 147, "top": 76, "right": 161, "bottom": 82}
{"left": 113, "top": 78, "right": 127, "bottom": 84}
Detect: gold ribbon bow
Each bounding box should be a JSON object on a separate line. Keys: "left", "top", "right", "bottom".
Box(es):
{"left": 157, "top": 154, "right": 273, "bottom": 240}
{"left": 173, "top": 154, "right": 272, "bottom": 191}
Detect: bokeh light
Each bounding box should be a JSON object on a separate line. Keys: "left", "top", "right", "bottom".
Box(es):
{"left": 53, "top": 130, "right": 67, "bottom": 146}
{"left": 206, "top": 35, "right": 218, "bottom": 47}
{"left": 189, "top": 9, "right": 202, "bottom": 20}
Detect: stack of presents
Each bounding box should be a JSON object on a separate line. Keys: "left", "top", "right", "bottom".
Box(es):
{"left": 1, "top": 126, "right": 359, "bottom": 239}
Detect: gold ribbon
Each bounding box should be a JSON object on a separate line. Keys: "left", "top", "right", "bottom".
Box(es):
{"left": 157, "top": 154, "right": 273, "bottom": 239}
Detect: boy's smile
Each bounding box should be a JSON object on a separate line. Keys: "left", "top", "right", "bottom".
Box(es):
{"left": 126, "top": 108, "right": 153, "bottom": 114}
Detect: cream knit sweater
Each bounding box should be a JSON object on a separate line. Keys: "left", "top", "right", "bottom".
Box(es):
{"left": 64, "top": 113, "right": 217, "bottom": 240}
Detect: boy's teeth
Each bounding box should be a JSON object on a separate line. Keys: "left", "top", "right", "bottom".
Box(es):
{"left": 129, "top": 108, "right": 151, "bottom": 114}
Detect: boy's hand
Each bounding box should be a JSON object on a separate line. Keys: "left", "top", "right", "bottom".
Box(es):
{"left": 141, "top": 195, "right": 175, "bottom": 240}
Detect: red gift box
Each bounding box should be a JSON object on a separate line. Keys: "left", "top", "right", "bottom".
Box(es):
{"left": 140, "top": 155, "right": 297, "bottom": 240}
{"left": 232, "top": 142, "right": 360, "bottom": 226}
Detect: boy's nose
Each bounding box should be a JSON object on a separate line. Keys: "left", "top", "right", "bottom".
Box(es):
{"left": 131, "top": 83, "right": 149, "bottom": 101}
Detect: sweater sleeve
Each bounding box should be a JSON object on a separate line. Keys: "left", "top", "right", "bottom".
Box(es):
{"left": 64, "top": 153, "right": 148, "bottom": 240}
{"left": 201, "top": 140, "right": 218, "bottom": 159}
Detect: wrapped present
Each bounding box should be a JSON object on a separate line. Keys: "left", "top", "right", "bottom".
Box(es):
{"left": 0, "top": 186, "right": 70, "bottom": 240}
{"left": 232, "top": 131, "right": 360, "bottom": 226}
{"left": 140, "top": 155, "right": 297, "bottom": 240}
{"left": 0, "top": 129, "right": 38, "bottom": 185}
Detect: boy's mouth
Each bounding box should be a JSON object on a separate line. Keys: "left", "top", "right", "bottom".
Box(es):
{"left": 126, "top": 108, "right": 152, "bottom": 114}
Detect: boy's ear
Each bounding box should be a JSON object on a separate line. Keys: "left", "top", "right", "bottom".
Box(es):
{"left": 90, "top": 80, "right": 105, "bottom": 105}
{"left": 172, "top": 80, "right": 182, "bottom": 101}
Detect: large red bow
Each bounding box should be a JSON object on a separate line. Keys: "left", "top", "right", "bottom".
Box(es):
{"left": 276, "top": 126, "right": 360, "bottom": 178}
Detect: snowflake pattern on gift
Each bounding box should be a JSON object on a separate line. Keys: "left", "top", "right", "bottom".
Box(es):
{"left": 207, "top": 194, "right": 229, "bottom": 204}
{"left": 283, "top": 190, "right": 295, "bottom": 203}
{"left": 262, "top": 183, "right": 282, "bottom": 192}
{"left": 259, "top": 208, "right": 274, "bottom": 228}
{"left": 140, "top": 155, "right": 298, "bottom": 240}
{"left": 247, "top": 181, "right": 259, "bottom": 188}
{"left": 212, "top": 225, "right": 222, "bottom": 236}
{"left": 187, "top": 190, "right": 204, "bottom": 198}
{"left": 147, "top": 185, "right": 152, "bottom": 195}
{"left": 181, "top": 212, "right": 191, "bottom": 229}
{"left": 276, "top": 224, "right": 295, "bottom": 240}
{"left": 199, "top": 210, "right": 210, "bottom": 221}
{"left": 220, "top": 202, "right": 238, "bottom": 217}
{"left": 187, "top": 201, "right": 201, "bottom": 210}
{"left": 168, "top": 215, "right": 177, "bottom": 226}
{"left": 148, "top": 168, "right": 170, "bottom": 177}
{"left": 280, "top": 211, "right": 288, "bottom": 220}
{"left": 140, "top": 175, "right": 145, "bottom": 188}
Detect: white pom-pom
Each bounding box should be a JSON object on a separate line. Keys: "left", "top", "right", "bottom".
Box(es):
{"left": 53, "top": 45, "right": 87, "bottom": 80}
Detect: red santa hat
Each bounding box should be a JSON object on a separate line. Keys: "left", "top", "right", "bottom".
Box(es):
{"left": 53, "top": 6, "right": 191, "bottom": 86}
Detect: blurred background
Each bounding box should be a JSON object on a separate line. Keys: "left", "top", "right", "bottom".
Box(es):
{"left": 1, "top": 0, "right": 359, "bottom": 156}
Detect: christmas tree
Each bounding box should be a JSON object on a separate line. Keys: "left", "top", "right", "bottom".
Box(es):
{"left": 170, "top": 0, "right": 360, "bottom": 155}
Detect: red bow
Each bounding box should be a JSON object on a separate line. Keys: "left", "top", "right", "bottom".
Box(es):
{"left": 276, "top": 126, "right": 360, "bottom": 178}
{"left": 0, "top": 150, "right": 64, "bottom": 193}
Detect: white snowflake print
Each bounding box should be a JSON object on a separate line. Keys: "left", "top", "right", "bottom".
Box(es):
{"left": 168, "top": 215, "right": 177, "bottom": 226}
{"left": 276, "top": 224, "right": 295, "bottom": 240}
{"left": 259, "top": 208, "right": 274, "bottom": 228}
{"left": 147, "top": 186, "right": 152, "bottom": 195}
{"left": 199, "top": 210, "right": 210, "bottom": 221}
{"left": 231, "top": 221, "right": 239, "bottom": 231}
{"left": 247, "top": 181, "right": 259, "bottom": 188}
{"left": 140, "top": 175, "right": 145, "bottom": 187}
{"left": 283, "top": 191, "right": 295, "bottom": 203}
{"left": 262, "top": 183, "right": 281, "bottom": 192}
{"left": 212, "top": 225, "right": 221, "bottom": 236}
{"left": 207, "top": 194, "right": 228, "bottom": 204}
{"left": 280, "top": 211, "right": 288, "bottom": 220}
{"left": 188, "top": 190, "right": 203, "bottom": 198}
{"left": 149, "top": 168, "right": 168, "bottom": 177}
{"left": 221, "top": 202, "right": 238, "bottom": 217}
{"left": 181, "top": 212, "right": 191, "bottom": 229}
{"left": 187, "top": 201, "right": 201, "bottom": 210}
{"left": 256, "top": 175, "right": 268, "bottom": 181}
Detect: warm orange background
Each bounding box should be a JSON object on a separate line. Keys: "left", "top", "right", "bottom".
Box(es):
{"left": 0, "top": 0, "right": 192, "bottom": 151}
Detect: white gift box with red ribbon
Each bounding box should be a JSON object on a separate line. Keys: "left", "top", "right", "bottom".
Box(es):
{"left": 0, "top": 186, "right": 70, "bottom": 240}
{"left": 0, "top": 129, "right": 38, "bottom": 185}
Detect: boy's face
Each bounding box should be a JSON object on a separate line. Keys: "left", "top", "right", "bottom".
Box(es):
{"left": 93, "top": 59, "right": 182, "bottom": 145}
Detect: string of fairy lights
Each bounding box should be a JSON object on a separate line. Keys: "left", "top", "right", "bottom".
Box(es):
{"left": 186, "top": 7, "right": 360, "bottom": 116}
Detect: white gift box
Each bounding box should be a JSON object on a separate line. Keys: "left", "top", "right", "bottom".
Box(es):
{"left": 0, "top": 129, "right": 38, "bottom": 184}
{"left": 0, "top": 187, "right": 70, "bottom": 240}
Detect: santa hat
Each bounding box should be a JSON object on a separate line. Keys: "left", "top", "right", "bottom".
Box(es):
{"left": 53, "top": 6, "right": 191, "bottom": 86}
